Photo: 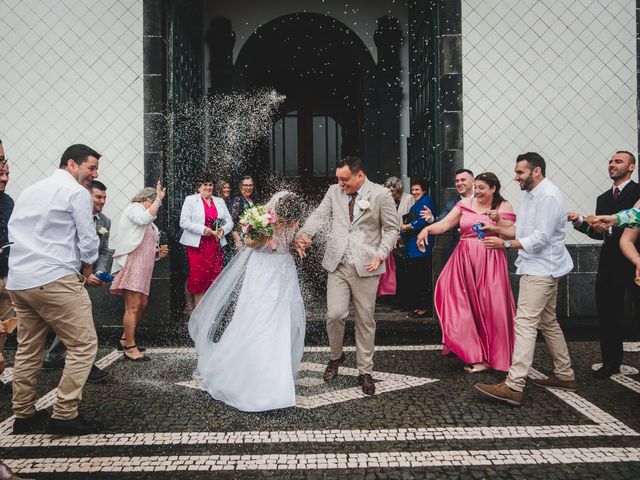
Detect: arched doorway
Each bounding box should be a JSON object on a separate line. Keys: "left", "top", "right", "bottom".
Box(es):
{"left": 232, "top": 13, "right": 378, "bottom": 199}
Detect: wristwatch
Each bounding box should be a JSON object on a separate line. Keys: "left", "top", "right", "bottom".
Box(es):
{"left": 503, "top": 240, "right": 512, "bottom": 249}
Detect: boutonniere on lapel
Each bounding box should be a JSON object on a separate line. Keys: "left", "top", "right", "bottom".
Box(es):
{"left": 357, "top": 196, "right": 371, "bottom": 211}
{"left": 97, "top": 226, "right": 108, "bottom": 236}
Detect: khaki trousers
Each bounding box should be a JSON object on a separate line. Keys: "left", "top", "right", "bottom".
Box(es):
{"left": 0, "top": 276, "right": 14, "bottom": 351}
{"left": 326, "top": 263, "right": 380, "bottom": 374}
{"left": 506, "top": 275, "right": 575, "bottom": 392}
{"left": 9, "top": 274, "right": 97, "bottom": 420}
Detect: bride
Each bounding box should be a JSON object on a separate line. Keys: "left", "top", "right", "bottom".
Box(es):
{"left": 188, "top": 192, "right": 306, "bottom": 411}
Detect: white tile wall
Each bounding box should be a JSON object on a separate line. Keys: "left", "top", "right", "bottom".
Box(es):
{"left": 0, "top": 0, "right": 144, "bottom": 222}
{"left": 462, "top": 0, "right": 637, "bottom": 244}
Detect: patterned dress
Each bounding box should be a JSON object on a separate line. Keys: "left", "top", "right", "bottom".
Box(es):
{"left": 615, "top": 207, "right": 640, "bottom": 228}
{"left": 110, "top": 224, "right": 158, "bottom": 296}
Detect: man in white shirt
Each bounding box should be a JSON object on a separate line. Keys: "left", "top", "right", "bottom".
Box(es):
{"left": 475, "top": 152, "right": 576, "bottom": 406}
{"left": 8, "top": 144, "right": 102, "bottom": 436}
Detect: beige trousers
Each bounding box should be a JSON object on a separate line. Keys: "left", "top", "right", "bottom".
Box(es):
{"left": 10, "top": 274, "right": 97, "bottom": 420}
{"left": 0, "top": 276, "right": 14, "bottom": 351}
{"left": 506, "top": 275, "right": 575, "bottom": 392}
{"left": 326, "top": 263, "right": 380, "bottom": 374}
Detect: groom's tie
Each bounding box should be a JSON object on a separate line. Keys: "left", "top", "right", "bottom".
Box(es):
{"left": 348, "top": 192, "right": 358, "bottom": 223}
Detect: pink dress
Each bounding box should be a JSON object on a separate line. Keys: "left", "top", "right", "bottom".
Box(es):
{"left": 110, "top": 224, "right": 158, "bottom": 296}
{"left": 377, "top": 254, "right": 397, "bottom": 296}
{"left": 185, "top": 197, "right": 224, "bottom": 294}
{"left": 434, "top": 203, "right": 516, "bottom": 371}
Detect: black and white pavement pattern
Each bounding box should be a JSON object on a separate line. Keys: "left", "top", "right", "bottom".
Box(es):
{"left": 1, "top": 342, "right": 640, "bottom": 479}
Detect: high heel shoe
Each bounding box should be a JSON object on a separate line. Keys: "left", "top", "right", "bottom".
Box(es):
{"left": 464, "top": 363, "right": 489, "bottom": 373}
{"left": 122, "top": 345, "right": 151, "bottom": 362}
{"left": 116, "top": 337, "right": 146, "bottom": 352}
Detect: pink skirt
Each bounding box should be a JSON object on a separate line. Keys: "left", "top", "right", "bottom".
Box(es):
{"left": 110, "top": 225, "right": 157, "bottom": 296}
{"left": 377, "top": 254, "right": 397, "bottom": 296}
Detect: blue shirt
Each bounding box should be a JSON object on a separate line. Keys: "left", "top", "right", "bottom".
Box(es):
{"left": 402, "top": 194, "right": 435, "bottom": 258}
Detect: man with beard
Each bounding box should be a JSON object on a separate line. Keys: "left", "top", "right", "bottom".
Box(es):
{"left": 475, "top": 152, "right": 576, "bottom": 405}
{"left": 568, "top": 151, "right": 640, "bottom": 378}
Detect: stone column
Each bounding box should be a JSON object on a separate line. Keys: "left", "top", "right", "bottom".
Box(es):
{"left": 432, "top": 0, "right": 464, "bottom": 277}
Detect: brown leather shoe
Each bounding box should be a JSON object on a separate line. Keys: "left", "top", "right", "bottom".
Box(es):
{"left": 528, "top": 375, "right": 577, "bottom": 392}
{"left": 323, "top": 353, "right": 346, "bottom": 382}
{"left": 474, "top": 381, "right": 524, "bottom": 406}
{"left": 359, "top": 374, "right": 376, "bottom": 395}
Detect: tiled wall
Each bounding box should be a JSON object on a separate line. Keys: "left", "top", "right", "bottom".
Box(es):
{"left": 0, "top": 0, "right": 144, "bottom": 221}
{"left": 462, "top": 0, "right": 637, "bottom": 244}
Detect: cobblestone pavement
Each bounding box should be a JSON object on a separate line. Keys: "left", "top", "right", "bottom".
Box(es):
{"left": 1, "top": 340, "right": 640, "bottom": 479}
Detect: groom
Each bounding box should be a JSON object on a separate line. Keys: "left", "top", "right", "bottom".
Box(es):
{"left": 296, "top": 156, "right": 399, "bottom": 395}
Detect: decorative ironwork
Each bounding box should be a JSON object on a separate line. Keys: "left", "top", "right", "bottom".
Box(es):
{"left": 166, "top": 0, "right": 204, "bottom": 242}
{"left": 408, "top": 0, "right": 439, "bottom": 191}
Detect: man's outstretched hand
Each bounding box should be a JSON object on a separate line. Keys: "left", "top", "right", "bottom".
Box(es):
{"left": 295, "top": 234, "right": 312, "bottom": 258}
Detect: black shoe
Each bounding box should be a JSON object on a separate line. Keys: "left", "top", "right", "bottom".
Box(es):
{"left": 594, "top": 365, "right": 620, "bottom": 379}
{"left": 46, "top": 414, "right": 104, "bottom": 436}
{"left": 42, "top": 358, "right": 65, "bottom": 370}
{"left": 13, "top": 409, "right": 50, "bottom": 434}
{"left": 116, "top": 340, "right": 146, "bottom": 352}
{"left": 86, "top": 365, "right": 110, "bottom": 384}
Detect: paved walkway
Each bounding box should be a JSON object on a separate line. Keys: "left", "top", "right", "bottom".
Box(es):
{"left": 1, "top": 342, "right": 639, "bottom": 478}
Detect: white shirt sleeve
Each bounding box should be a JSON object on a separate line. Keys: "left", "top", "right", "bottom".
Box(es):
{"left": 518, "top": 193, "right": 562, "bottom": 255}
{"left": 71, "top": 189, "right": 99, "bottom": 264}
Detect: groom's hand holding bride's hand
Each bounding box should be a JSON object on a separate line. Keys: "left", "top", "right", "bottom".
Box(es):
{"left": 295, "top": 234, "right": 312, "bottom": 258}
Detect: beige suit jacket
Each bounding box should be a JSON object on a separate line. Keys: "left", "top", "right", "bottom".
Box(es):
{"left": 299, "top": 178, "right": 399, "bottom": 277}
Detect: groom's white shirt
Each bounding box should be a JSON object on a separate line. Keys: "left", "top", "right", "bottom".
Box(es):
{"left": 299, "top": 177, "right": 399, "bottom": 277}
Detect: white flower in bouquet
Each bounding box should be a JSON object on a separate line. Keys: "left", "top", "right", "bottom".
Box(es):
{"left": 238, "top": 205, "right": 276, "bottom": 241}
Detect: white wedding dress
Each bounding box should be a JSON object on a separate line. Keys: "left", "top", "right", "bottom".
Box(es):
{"left": 188, "top": 230, "right": 306, "bottom": 412}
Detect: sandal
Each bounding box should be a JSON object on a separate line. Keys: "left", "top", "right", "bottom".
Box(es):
{"left": 464, "top": 363, "right": 489, "bottom": 373}
{"left": 117, "top": 338, "right": 146, "bottom": 352}
{"left": 123, "top": 345, "right": 151, "bottom": 362}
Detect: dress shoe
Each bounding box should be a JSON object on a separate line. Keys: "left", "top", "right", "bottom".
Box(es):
{"left": 528, "top": 375, "right": 577, "bottom": 392}
{"left": 46, "top": 414, "right": 104, "bottom": 436}
{"left": 358, "top": 374, "right": 376, "bottom": 395}
{"left": 41, "top": 358, "right": 65, "bottom": 370}
{"left": 594, "top": 365, "right": 620, "bottom": 379}
{"left": 474, "top": 381, "right": 524, "bottom": 406}
{"left": 86, "top": 365, "right": 109, "bottom": 383}
{"left": 323, "top": 352, "right": 346, "bottom": 382}
{"left": 13, "top": 409, "right": 50, "bottom": 434}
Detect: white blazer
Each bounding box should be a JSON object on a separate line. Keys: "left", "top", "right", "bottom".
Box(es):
{"left": 179, "top": 194, "right": 234, "bottom": 248}
{"left": 111, "top": 202, "right": 158, "bottom": 274}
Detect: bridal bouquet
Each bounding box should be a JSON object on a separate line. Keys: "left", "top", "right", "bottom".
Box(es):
{"left": 238, "top": 205, "right": 276, "bottom": 241}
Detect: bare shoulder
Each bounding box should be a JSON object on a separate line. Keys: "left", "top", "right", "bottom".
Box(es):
{"left": 497, "top": 201, "right": 515, "bottom": 213}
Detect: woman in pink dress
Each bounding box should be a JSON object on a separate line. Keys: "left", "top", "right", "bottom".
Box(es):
{"left": 110, "top": 182, "right": 169, "bottom": 361}
{"left": 417, "top": 172, "right": 516, "bottom": 373}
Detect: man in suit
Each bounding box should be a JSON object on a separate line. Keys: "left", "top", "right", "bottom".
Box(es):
{"left": 568, "top": 150, "right": 640, "bottom": 378}
{"left": 42, "top": 180, "right": 114, "bottom": 383}
{"left": 296, "top": 156, "right": 399, "bottom": 395}
{"left": 421, "top": 168, "right": 474, "bottom": 223}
